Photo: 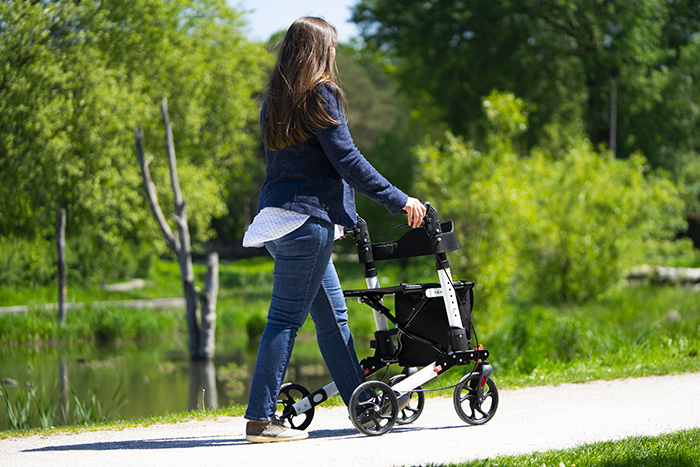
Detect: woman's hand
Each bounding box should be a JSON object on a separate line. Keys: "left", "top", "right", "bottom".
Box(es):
{"left": 403, "top": 197, "right": 427, "bottom": 228}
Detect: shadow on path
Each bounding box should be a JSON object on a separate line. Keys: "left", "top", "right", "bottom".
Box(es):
{"left": 24, "top": 436, "right": 247, "bottom": 452}
{"left": 24, "top": 422, "right": 470, "bottom": 452}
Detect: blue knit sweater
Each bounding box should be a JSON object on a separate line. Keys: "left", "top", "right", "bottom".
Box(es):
{"left": 256, "top": 83, "right": 408, "bottom": 228}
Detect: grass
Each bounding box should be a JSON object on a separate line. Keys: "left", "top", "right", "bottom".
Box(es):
{"left": 428, "top": 428, "right": 700, "bottom": 467}
{"left": 0, "top": 402, "right": 247, "bottom": 439}
{"left": 1, "top": 380, "right": 128, "bottom": 431}
{"left": 472, "top": 284, "right": 700, "bottom": 390}
{"left": 0, "top": 304, "right": 183, "bottom": 344}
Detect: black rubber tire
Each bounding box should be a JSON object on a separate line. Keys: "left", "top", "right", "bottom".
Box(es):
{"left": 348, "top": 381, "right": 399, "bottom": 436}
{"left": 277, "top": 382, "right": 314, "bottom": 430}
{"left": 388, "top": 374, "right": 425, "bottom": 425}
{"left": 453, "top": 373, "right": 498, "bottom": 425}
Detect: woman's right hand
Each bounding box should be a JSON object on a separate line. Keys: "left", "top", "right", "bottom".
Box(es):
{"left": 403, "top": 197, "right": 427, "bottom": 228}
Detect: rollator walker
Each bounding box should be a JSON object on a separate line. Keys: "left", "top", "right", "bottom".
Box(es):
{"left": 276, "top": 203, "right": 499, "bottom": 435}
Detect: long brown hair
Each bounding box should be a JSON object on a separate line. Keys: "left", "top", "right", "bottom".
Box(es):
{"left": 263, "top": 16, "right": 345, "bottom": 151}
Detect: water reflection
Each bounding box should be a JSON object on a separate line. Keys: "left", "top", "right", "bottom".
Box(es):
{"left": 58, "top": 357, "right": 68, "bottom": 425}
{"left": 188, "top": 360, "right": 217, "bottom": 411}
{"left": 0, "top": 334, "right": 338, "bottom": 431}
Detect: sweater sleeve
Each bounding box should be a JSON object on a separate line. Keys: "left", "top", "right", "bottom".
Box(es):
{"left": 315, "top": 84, "right": 408, "bottom": 215}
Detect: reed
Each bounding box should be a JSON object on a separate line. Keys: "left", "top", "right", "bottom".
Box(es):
{"left": 1, "top": 381, "right": 127, "bottom": 430}
{"left": 1, "top": 381, "right": 35, "bottom": 430}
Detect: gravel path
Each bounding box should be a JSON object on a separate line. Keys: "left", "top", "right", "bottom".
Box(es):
{"left": 2, "top": 372, "right": 699, "bottom": 467}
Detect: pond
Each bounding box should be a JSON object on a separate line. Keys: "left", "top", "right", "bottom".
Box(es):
{"left": 0, "top": 333, "right": 346, "bottom": 431}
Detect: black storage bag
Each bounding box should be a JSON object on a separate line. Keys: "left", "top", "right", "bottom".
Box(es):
{"left": 394, "top": 283, "right": 474, "bottom": 367}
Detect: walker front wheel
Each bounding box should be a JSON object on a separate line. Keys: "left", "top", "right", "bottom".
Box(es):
{"left": 453, "top": 373, "right": 498, "bottom": 425}
{"left": 349, "top": 381, "right": 398, "bottom": 436}
{"left": 277, "top": 382, "right": 314, "bottom": 430}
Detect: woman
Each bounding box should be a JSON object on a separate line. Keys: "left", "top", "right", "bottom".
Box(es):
{"left": 243, "top": 16, "right": 426, "bottom": 443}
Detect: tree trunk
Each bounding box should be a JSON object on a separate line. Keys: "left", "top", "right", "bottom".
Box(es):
{"left": 610, "top": 76, "right": 617, "bottom": 157}
{"left": 56, "top": 208, "right": 67, "bottom": 324}
{"left": 200, "top": 251, "right": 219, "bottom": 359}
{"left": 174, "top": 202, "right": 202, "bottom": 358}
{"left": 133, "top": 98, "right": 218, "bottom": 360}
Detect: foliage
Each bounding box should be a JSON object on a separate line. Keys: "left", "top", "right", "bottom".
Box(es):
{"left": 0, "top": 234, "right": 155, "bottom": 287}
{"left": 0, "top": 237, "right": 55, "bottom": 287}
{"left": 520, "top": 147, "right": 687, "bottom": 303}
{"left": 0, "top": 0, "right": 271, "bottom": 285}
{"left": 352, "top": 0, "right": 700, "bottom": 171}
{"left": 413, "top": 91, "right": 690, "bottom": 306}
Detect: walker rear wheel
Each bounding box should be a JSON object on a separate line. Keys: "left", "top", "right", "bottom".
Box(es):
{"left": 349, "top": 381, "right": 398, "bottom": 436}
{"left": 453, "top": 373, "right": 498, "bottom": 425}
{"left": 388, "top": 374, "right": 425, "bottom": 425}
{"left": 277, "top": 382, "right": 314, "bottom": 430}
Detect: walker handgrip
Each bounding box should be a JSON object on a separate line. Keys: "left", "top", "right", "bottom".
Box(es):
{"left": 350, "top": 216, "right": 375, "bottom": 266}
{"left": 423, "top": 202, "right": 442, "bottom": 237}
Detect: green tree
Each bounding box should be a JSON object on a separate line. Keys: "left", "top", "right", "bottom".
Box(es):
{"left": 352, "top": 0, "right": 700, "bottom": 170}
{"left": 0, "top": 0, "right": 270, "bottom": 284}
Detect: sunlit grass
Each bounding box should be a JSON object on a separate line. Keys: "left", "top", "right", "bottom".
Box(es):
{"left": 0, "top": 403, "right": 248, "bottom": 439}
{"left": 429, "top": 428, "right": 700, "bottom": 467}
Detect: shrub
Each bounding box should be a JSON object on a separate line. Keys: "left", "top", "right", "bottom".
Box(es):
{"left": 414, "top": 91, "right": 691, "bottom": 307}
{"left": 517, "top": 144, "right": 687, "bottom": 303}
{"left": 0, "top": 237, "right": 54, "bottom": 287}
{"left": 0, "top": 234, "right": 155, "bottom": 288}
{"left": 66, "top": 234, "right": 155, "bottom": 286}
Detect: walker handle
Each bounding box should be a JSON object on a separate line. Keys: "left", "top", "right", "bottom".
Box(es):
{"left": 423, "top": 202, "right": 442, "bottom": 236}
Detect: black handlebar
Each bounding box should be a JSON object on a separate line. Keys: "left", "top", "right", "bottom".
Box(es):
{"left": 423, "top": 202, "right": 443, "bottom": 237}
{"left": 350, "top": 216, "right": 374, "bottom": 266}
{"left": 347, "top": 202, "right": 458, "bottom": 273}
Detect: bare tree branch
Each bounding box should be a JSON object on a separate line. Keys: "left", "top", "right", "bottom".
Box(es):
{"left": 133, "top": 101, "right": 218, "bottom": 360}
{"left": 134, "top": 128, "right": 180, "bottom": 253}
{"left": 161, "top": 98, "right": 183, "bottom": 208}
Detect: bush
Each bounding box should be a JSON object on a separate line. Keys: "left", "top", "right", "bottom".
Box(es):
{"left": 66, "top": 234, "right": 155, "bottom": 286}
{"left": 0, "top": 237, "right": 55, "bottom": 287}
{"left": 517, "top": 144, "right": 687, "bottom": 303}
{"left": 0, "top": 234, "right": 156, "bottom": 288}
{"left": 414, "top": 91, "right": 691, "bottom": 307}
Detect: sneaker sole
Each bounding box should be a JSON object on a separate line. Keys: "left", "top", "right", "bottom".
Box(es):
{"left": 246, "top": 432, "right": 309, "bottom": 443}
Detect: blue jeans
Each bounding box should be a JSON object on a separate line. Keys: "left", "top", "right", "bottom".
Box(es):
{"left": 245, "top": 216, "right": 366, "bottom": 422}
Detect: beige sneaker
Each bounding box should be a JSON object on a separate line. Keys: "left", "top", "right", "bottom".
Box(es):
{"left": 246, "top": 417, "right": 308, "bottom": 443}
